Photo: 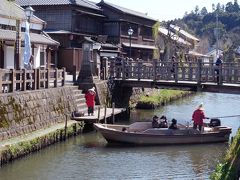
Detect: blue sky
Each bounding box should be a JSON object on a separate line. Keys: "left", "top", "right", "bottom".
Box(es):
{"left": 91, "top": 0, "right": 233, "bottom": 20}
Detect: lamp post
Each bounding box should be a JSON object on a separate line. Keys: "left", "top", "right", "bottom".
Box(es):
{"left": 25, "top": 6, "right": 35, "bottom": 22}
{"left": 128, "top": 27, "right": 134, "bottom": 59}
{"left": 24, "top": 6, "right": 34, "bottom": 90}
{"left": 24, "top": 6, "right": 34, "bottom": 67}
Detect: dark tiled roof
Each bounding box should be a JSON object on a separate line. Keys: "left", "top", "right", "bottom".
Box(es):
{"left": 16, "top": 0, "right": 101, "bottom": 10}
{"left": 0, "top": 29, "right": 59, "bottom": 45}
{"left": 99, "top": 1, "right": 157, "bottom": 21}
{"left": 0, "top": 0, "right": 43, "bottom": 23}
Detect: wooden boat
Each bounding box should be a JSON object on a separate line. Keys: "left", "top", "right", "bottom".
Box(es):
{"left": 94, "top": 121, "right": 232, "bottom": 145}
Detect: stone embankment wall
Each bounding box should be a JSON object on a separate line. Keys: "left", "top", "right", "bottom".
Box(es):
{"left": 129, "top": 88, "right": 154, "bottom": 108}
{"left": 0, "top": 87, "right": 79, "bottom": 141}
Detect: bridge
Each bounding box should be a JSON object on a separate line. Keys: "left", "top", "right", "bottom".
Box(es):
{"left": 109, "top": 59, "right": 240, "bottom": 94}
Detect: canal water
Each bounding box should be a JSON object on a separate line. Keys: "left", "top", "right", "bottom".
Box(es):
{"left": 0, "top": 92, "right": 240, "bottom": 180}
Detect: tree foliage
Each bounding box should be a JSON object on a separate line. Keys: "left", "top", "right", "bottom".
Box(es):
{"left": 171, "top": 0, "right": 240, "bottom": 61}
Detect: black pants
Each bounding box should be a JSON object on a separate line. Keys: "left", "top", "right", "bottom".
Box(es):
{"left": 215, "top": 69, "right": 220, "bottom": 83}
{"left": 193, "top": 124, "right": 202, "bottom": 131}
{"left": 88, "top": 107, "right": 94, "bottom": 115}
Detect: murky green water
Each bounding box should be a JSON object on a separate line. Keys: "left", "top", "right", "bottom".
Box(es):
{"left": 0, "top": 92, "right": 239, "bottom": 180}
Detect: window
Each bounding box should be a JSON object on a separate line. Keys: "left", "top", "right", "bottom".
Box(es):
{"left": 104, "top": 22, "right": 119, "bottom": 36}
{"left": 40, "top": 52, "right": 45, "bottom": 66}
{"left": 76, "top": 15, "right": 102, "bottom": 34}
{"left": 121, "top": 23, "right": 138, "bottom": 37}
{"left": 141, "top": 26, "right": 153, "bottom": 39}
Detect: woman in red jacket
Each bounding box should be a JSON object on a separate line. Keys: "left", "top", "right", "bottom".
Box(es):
{"left": 85, "top": 87, "right": 96, "bottom": 116}
{"left": 192, "top": 103, "right": 207, "bottom": 132}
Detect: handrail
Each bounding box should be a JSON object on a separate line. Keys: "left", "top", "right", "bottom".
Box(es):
{"left": 0, "top": 67, "right": 65, "bottom": 93}
{"left": 109, "top": 58, "right": 240, "bottom": 85}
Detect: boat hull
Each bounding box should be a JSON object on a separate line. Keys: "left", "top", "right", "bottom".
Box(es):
{"left": 94, "top": 123, "right": 232, "bottom": 145}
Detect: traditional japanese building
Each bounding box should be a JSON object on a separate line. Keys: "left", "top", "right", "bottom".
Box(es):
{"left": 98, "top": 0, "right": 158, "bottom": 60}
{"left": 16, "top": 0, "right": 114, "bottom": 75}
{"left": 16, "top": 0, "right": 158, "bottom": 84}
{"left": 0, "top": 0, "right": 59, "bottom": 70}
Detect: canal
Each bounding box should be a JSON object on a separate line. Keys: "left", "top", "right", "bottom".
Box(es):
{"left": 0, "top": 92, "right": 240, "bottom": 180}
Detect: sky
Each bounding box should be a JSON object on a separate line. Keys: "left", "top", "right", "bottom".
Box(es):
{"left": 91, "top": 0, "right": 233, "bottom": 21}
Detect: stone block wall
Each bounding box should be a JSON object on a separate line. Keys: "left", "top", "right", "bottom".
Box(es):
{"left": 0, "top": 87, "right": 78, "bottom": 141}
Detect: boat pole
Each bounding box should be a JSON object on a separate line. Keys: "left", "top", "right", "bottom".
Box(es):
{"left": 104, "top": 104, "right": 107, "bottom": 124}
{"left": 112, "top": 102, "right": 115, "bottom": 124}
{"left": 64, "top": 114, "right": 68, "bottom": 140}
{"left": 210, "top": 114, "right": 240, "bottom": 119}
{"left": 97, "top": 106, "right": 101, "bottom": 123}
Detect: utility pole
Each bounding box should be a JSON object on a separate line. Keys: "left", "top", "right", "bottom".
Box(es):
{"left": 216, "top": 11, "right": 219, "bottom": 57}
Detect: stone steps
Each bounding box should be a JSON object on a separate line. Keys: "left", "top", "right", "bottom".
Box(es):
{"left": 69, "top": 86, "right": 87, "bottom": 113}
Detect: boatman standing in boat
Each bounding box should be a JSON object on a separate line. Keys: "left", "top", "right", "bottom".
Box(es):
{"left": 192, "top": 103, "right": 206, "bottom": 132}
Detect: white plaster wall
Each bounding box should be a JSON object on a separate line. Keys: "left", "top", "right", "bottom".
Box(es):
{"left": 34, "top": 45, "right": 41, "bottom": 68}
{"left": 4, "top": 45, "right": 45, "bottom": 69}
{"left": 4, "top": 46, "right": 15, "bottom": 69}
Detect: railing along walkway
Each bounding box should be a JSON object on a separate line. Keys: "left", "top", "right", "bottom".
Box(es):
{"left": 0, "top": 68, "right": 65, "bottom": 93}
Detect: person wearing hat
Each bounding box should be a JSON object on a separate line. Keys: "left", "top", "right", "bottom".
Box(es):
{"left": 85, "top": 87, "right": 96, "bottom": 116}
{"left": 169, "top": 118, "right": 178, "bottom": 129}
{"left": 192, "top": 103, "right": 206, "bottom": 131}
{"left": 152, "top": 115, "right": 160, "bottom": 128}
{"left": 215, "top": 54, "right": 223, "bottom": 83}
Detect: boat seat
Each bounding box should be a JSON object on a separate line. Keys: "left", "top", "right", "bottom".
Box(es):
{"left": 142, "top": 128, "right": 201, "bottom": 135}
{"left": 129, "top": 122, "right": 152, "bottom": 132}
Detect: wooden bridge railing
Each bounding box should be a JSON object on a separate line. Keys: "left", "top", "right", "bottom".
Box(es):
{"left": 109, "top": 59, "right": 240, "bottom": 85}
{"left": 0, "top": 67, "right": 65, "bottom": 93}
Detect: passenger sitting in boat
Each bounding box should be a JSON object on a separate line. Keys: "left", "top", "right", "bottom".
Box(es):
{"left": 122, "top": 127, "right": 127, "bottom": 132}
{"left": 152, "top": 115, "right": 160, "bottom": 128}
{"left": 169, "top": 119, "right": 178, "bottom": 129}
{"left": 159, "top": 115, "right": 168, "bottom": 128}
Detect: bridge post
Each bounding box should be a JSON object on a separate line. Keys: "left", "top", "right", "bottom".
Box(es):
{"left": 175, "top": 61, "right": 178, "bottom": 83}
{"left": 189, "top": 62, "right": 193, "bottom": 81}
{"left": 219, "top": 64, "right": 223, "bottom": 85}
{"left": 137, "top": 61, "right": 142, "bottom": 81}
{"left": 122, "top": 58, "right": 126, "bottom": 80}
{"left": 197, "top": 59, "right": 202, "bottom": 85}
{"left": 153, "top": 59, "right": 157, "bottom": 81}
{"left": 109, "top": 58, "right": 115, "bottom": 78}
{"left": 111, "top": 82, "right": 133, "bottom": 108}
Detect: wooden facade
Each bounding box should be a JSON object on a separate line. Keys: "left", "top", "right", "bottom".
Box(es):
{"left": 98, "top": 1, "right": 157, "bottom": 60}
{"left": 17, "top": 0, "right": 159, "bottom": 81}
{"left": 19, "top": 2, "right": 105, "bottom": 73}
